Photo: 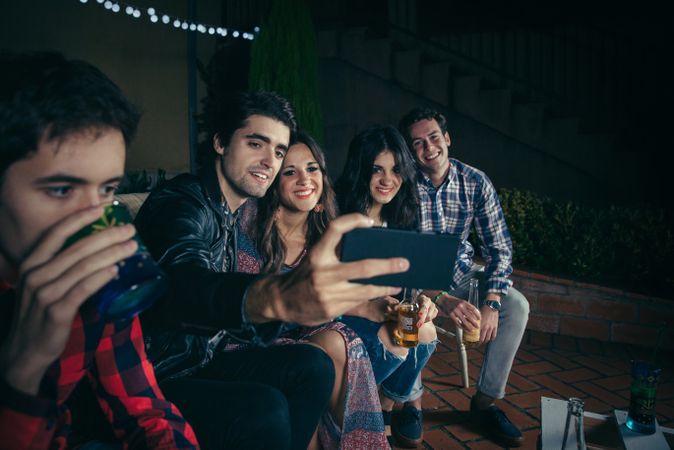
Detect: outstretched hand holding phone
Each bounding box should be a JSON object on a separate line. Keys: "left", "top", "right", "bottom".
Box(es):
{"left": 245, "top": 213, "right": 410, "bottom": 327}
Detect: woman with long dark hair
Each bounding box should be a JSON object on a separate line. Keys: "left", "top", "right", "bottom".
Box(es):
{"left": 336, "top": 125, "right": 418, "bottom": 229}
{"left": 255, "top": 130, "right": 337, "bottom": 273}
{"left": 236, "top": 130, "right": 389, "bottom": 449}
{"left": 335, "top": 125, "right": 439, "bottom": 448}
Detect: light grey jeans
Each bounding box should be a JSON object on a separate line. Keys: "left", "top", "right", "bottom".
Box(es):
{"left": 409, "top": 265, "right": 529, "bottom": 401}
{"left": 448, "top": 265, "right": 529, "bottom": 399}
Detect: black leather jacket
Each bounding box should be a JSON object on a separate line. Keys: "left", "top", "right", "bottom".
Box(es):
{"left": 135, "top": 166, "right": 263, "bottom": 380}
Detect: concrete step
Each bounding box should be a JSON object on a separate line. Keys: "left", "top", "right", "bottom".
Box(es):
{"left": 340, "top": 28, "right": 392, "bottom": 80}
{"left": 339, "top": 27, "right": 367, "bottom": 61}
{"left": 316, "top": 29, "right": 338, "bottom": 58}
{"left": 512, "top": 102, "right": 546, "bottom": 142}
{"left": 420, "top": 61, "right": 450, "bottom": 105}
{"left": 392, "top": 48, "right": 421, "bottom": 90}
{"left": 326, "top": 26, "right": 616, "bottom": 185}
{"left": 538, "top": 118, "right": 619, "bottom": 181}
{"left": 543, "top": 117, "right": 580, "bottom": 151}
{"left": 570, "top": 132, "right": 616, "bottom": 182}
{"left": 477, "top": 88, "right": 512, "bottom": 133}
{"left": 453, "top": 74, "right": 481, "bottom": 117}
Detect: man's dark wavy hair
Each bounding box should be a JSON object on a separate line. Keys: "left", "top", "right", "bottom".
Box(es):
{"left": 0, "top": 50, "right": 140, "bottom": 182}
{"left": 335, "top": 125, "right": 418, "bottom": 229}
{"left": 198, "top": 90, "right": 297, "bottom": 167}
{"left": 398, "top": 106, "right": 448, "bottom": 145}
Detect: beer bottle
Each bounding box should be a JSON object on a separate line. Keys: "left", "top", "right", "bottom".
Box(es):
{"left": 462, "top": 279, "right": 481, "bottom": 348}
{"left": 395, "top": 288, "right": 420, "bottom": 348}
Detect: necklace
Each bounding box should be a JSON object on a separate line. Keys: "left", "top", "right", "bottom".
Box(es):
{"left": 278, "top": 221, "right": 305, "bottom": 242}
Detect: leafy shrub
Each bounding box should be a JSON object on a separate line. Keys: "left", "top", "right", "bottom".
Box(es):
{"left": 498, "top": 188, "right": 674, "bottom": 299}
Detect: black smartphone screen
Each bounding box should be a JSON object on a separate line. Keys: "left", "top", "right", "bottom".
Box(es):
{"left": 340, "top": 227, "right": 459, "bottom": 290}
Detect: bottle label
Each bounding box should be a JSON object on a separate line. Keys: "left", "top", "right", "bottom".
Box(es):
{"left": 401, "top": 316, "right": 415, "bottom": 333}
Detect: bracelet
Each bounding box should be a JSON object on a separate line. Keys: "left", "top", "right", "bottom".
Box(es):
{"left": 432, "top": 291, "right": 448, "bottom": 303}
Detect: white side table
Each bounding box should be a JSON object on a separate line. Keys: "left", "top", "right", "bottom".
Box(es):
{"left": 540, "top": 396, "right": 673, "bottom": 449}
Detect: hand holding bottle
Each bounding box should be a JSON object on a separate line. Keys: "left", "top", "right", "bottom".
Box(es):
{"left": 433, "top": 291, "right": 481, "bottom": 332}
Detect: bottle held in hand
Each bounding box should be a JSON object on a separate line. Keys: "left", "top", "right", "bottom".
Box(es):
{"left": 63, "top": 201, "right": 167, "bottom": 321}
{"left": 462, "top": 278, "right": 481, "bottom": 348}
{"left": 394, "top": 288, "right": 420, "bottom": 348}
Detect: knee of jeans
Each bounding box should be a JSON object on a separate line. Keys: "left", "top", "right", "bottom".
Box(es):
{"left": 377, "top": 337, "right": 407, "bottom": 362}
{"left": 507, "top": 289, "right": 530, "bottom": 321}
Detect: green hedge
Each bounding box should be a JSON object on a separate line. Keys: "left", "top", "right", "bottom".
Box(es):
{"left": 497, "top": 188, "right": 674, "bottom": 299}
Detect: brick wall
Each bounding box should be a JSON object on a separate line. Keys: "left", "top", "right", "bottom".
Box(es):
{"left": 511, "top": 269, "right": 674, "bottom": 350}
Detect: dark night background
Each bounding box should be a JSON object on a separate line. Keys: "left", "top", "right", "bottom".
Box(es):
{"left": 2, "top": 0, "right": 673, "bottom": 296}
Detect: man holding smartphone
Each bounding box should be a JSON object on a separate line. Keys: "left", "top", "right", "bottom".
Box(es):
{"left": 399, "top": 107, "right": 530, "bottom": 448}
{"left": 135, "top": 91, "right": 409, "bottom": 449}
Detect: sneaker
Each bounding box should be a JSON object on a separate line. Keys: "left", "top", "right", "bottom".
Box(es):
{"left": 470, "top": 397, "right": 524, "bottom": 447}
{"left": 392, "top": 405, "right": 423, "bottom": 448}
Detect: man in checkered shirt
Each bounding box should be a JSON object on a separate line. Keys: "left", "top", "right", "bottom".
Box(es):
{"left": 400, "top": 107, "right": 530, "bottom": 448}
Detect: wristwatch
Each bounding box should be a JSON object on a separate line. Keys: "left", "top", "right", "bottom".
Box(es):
{"left": 485, "top": 299, "right": 501, "bottom": 311}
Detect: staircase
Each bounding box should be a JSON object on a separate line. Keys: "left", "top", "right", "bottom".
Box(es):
{"left": 315, "top": 21, "right": 633, "bottom": 204}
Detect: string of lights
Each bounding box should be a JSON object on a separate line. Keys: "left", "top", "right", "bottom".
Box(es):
{"left": 77, "top": 0, "right": 259, "bottom": 40}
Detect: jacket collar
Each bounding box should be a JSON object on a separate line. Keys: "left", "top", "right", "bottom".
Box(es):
{"left": 199, "top": 163, "right": 229, "bottom": 212}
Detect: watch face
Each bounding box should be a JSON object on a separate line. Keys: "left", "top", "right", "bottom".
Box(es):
{"left": 486, "top": 300, "right": 501, "bottom": 311}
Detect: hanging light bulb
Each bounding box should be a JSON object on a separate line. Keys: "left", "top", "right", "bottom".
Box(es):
{"left": 78, "top": 0, "right": 258, "bottom": 41}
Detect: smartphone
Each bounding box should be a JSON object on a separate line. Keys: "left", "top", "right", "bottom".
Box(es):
{"left": 340, "top": 227, "right": 460, "bottom": 290}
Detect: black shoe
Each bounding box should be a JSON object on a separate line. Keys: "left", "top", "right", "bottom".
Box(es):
{"left": 382, "top": 410, "right": 392, "bottom": 426}
{"left": 382, "top": 410, "right": 392, "bottom": 437}
{"left": 470, "top": 397, "right": 524, "bottom": 447}
{"left": 392, "top": 405, "right": 423, "bottom": 448}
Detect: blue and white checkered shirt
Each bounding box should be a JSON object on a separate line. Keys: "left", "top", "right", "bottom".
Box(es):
{"left": 417, "top": 158, "right": 513, "bottom": 294}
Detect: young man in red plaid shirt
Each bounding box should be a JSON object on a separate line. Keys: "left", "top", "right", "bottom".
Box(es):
{"left": 0, "top": 51, "right": 198, "bottom": 449}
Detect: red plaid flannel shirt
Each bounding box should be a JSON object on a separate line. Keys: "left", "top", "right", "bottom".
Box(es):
{"left": 0, "top": 283, "right": 199, "bottom": 449}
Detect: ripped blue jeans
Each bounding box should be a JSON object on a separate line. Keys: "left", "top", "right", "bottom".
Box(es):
{"left": 340, "top": 316, "right": 437, "bottom": 403}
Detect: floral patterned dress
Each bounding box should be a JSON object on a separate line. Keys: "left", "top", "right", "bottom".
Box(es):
{"left": 232, "top": 207, "right": 389, "bottom": 449}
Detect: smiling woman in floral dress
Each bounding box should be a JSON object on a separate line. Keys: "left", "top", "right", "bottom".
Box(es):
{"left": 235, "top": 130, "right": 390, "bottom": 449}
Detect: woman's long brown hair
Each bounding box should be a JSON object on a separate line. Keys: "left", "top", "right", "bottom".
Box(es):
{"left": 255, "top": 130, "right": 338, "bottom": 274}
